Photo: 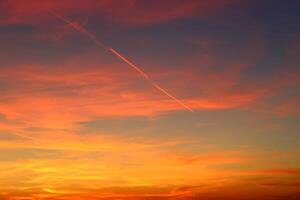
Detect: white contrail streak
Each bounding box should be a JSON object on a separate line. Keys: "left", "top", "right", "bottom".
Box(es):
{"left": 49, "top": 11, "right": 193, "bottom": 112}
{"left": 109, "top": 48, "right": 194, "bottom": 112}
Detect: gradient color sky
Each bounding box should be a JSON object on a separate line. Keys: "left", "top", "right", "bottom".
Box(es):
{"left": 0, "top": 0, "right": 300, "bottom": 199}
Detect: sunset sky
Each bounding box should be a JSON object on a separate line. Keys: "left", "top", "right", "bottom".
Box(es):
{"left": 0, "top": 0, "right": 299, "bottom": 199}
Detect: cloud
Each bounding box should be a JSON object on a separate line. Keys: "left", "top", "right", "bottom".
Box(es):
{"left": 0, "top": 131, "right": 298, "bottom": 199}
{"left": 0, "top": 138, "right": 250, "bottom": 200}
{"left": 167, "top": 150, "right": 246, "bottom": 166}
{"left": 274, "top": 97, "right": 300, "bottom": 117}
{"left": 0, "top": 0, "right": 238, "bottom": 26}
{"left": 0, "top": 59, "right": 253, "bottom": 132}
{"left": 0, "top": 36, "right": 295, "bottom": 133}
{"left": 253, "top": 169, "right": 300, "bottom": 175}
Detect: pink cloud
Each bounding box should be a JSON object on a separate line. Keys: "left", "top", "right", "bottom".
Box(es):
{"left": 1, "top": 0, "right": 238, "bottom": 26}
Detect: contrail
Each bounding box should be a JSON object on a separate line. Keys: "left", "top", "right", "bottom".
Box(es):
{"left": 49, "top": 11, "right": 193, "bottom": 112}
{"left": 109, "top": 48, "right": 194, "bottom": 112}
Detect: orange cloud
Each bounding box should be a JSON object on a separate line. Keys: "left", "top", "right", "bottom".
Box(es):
{"left": 0, "top": 42, "right": 295, "bottom": 133}
{"left": 0, "top": 139, "right": 250, "bottom": 200}
{"left": 274, "top": 97, "right": 300, "bottom": 117}
{"left": 250, "top": 169, "right": 300, "bottom": 175}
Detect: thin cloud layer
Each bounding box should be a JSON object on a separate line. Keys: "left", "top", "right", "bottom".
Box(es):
{"left": 1, "top": 0, "right": 238, "bottom": 26}
{"left": 0, "top": 0, "right": 299, "bottom": 199}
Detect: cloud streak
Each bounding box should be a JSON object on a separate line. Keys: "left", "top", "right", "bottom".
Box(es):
{"left": 0, "top": 0, "right": 238, "bottom": 26}
{"left": 50, "top": 11, "right": 193, "bottom": 112}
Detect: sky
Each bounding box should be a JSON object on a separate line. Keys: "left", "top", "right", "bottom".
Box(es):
{"left": 0, "top": 0, "right": 299, "bottom": 199}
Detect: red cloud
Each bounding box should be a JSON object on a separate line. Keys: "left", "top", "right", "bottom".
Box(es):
{"left": 0, "top": 0, "right": 238, "bottom": 26}
{"left": 0, "top": 33, "right": 294, "bottom": 131}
